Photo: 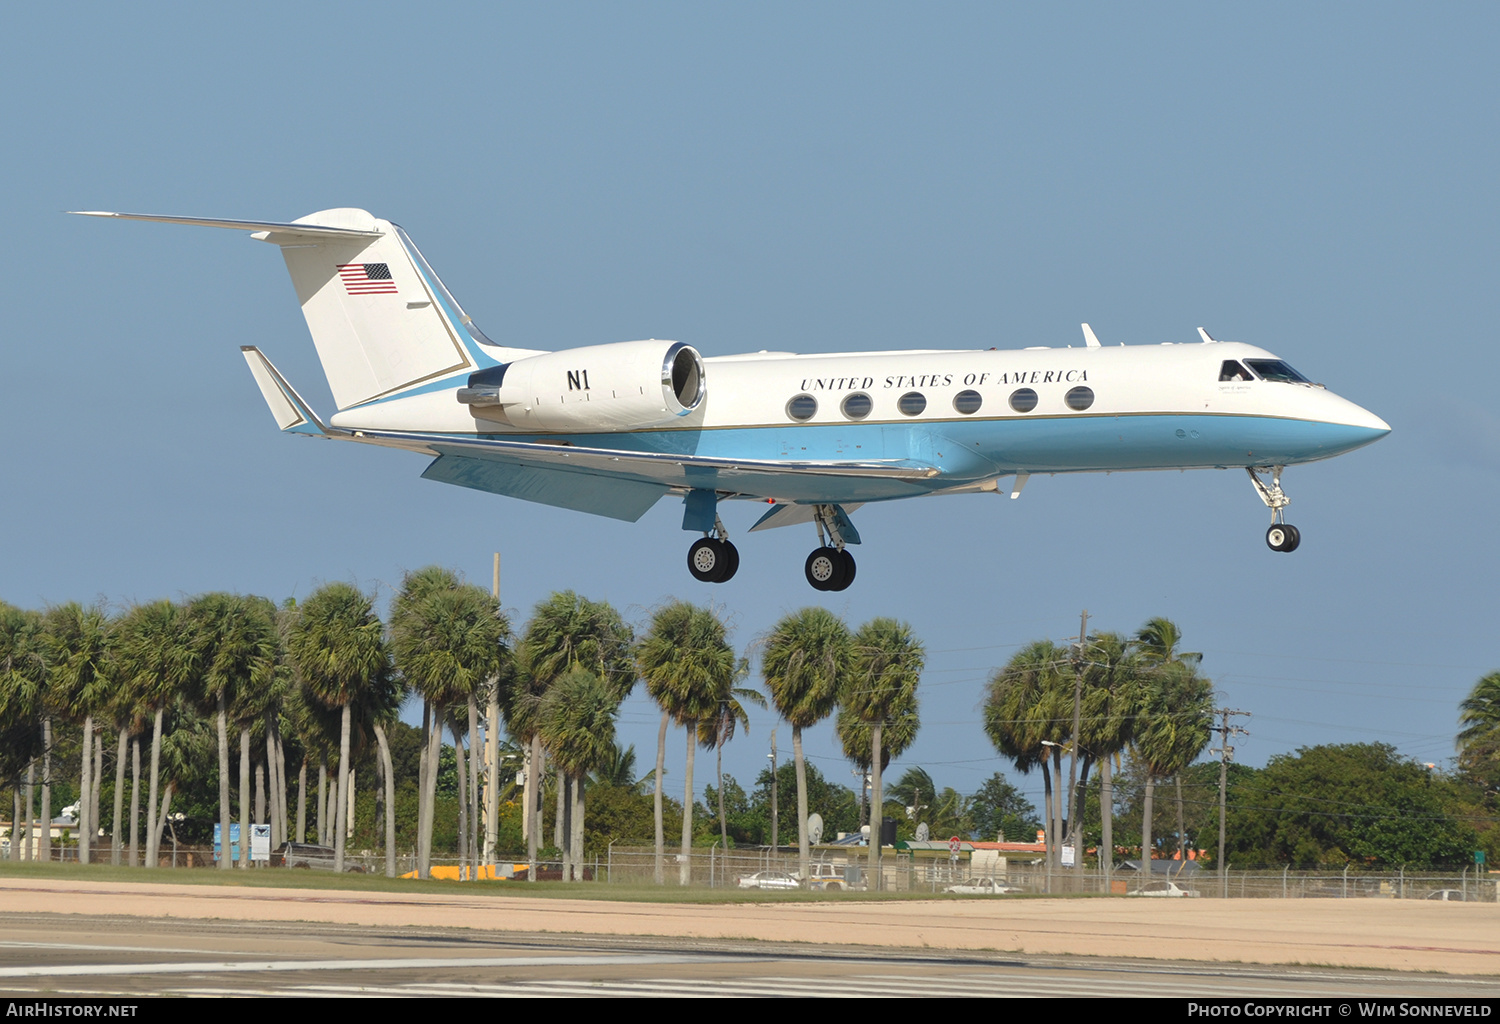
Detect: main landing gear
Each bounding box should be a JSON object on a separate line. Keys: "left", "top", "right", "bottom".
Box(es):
{"left": 687, "top": 516, "right": 739, "bottom": 583}
{"left": 1248, "top": 466, "right": 1301, "bottom": 553}
{"left": 804, "top": 504, "right": 857, "bottom": 591}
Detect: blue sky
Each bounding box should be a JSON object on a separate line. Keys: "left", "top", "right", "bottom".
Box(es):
{"left": 3, "top": 3, "right": 1496, "bottom": 823}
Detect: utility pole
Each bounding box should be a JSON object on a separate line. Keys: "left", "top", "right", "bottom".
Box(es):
{"left": 1066, "top": 609, "right": 1088, "bottom": 873}
{"left": 768, "top": 730, "right": 779, "bottom": 851}
{"left": 483, "top": 552, "right": 501, "bottom": 872}
{"left": 1210, "top": 707, "right": 1250, "bottom": 899}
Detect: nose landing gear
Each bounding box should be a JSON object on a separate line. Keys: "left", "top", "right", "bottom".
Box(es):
{"left": 1248, "top": 466, "right": 1301, "bottom": 552}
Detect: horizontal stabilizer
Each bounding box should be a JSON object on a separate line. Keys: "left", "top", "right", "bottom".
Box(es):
{"left": 68, "top": 210, "right": 382, "bottom": 241}
{"left": 240, "top": 347, "right": 335, "bottom": 436}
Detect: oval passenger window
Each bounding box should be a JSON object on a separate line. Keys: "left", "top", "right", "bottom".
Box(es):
{"left": 1009, "top": 388, "right": 1038, "bottom": 413}
{"left": 841, "top": 393, "right": 873, "bottom": 420}
{"left": 786, "top": 394, "right": 818, "bottom": 421}
{"left": 897, "top": 391, "right": 926, "bottom": 416}
{"left": 1065, "top": 386, "right": 1094, "bottom": 411}
{"left": 953, "top": 390, "right": 983, "bottom": 414}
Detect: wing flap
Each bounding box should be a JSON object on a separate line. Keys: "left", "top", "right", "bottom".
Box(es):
{"left": 421, "top": 453, "right": 666, "bottom": 521}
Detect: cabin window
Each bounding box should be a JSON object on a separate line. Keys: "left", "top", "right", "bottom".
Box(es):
{"left": 841, "top": 392, "right": 873, "bottom": 420}
{"left": 1009, "top": 388, "right": 1038, "bottom": 413}
{"left": 1245, "top": 359, "right": 1312, "bottom": 384}
{"left": 786, "top": 394, "right": 818, "bottom": 421}
{"left": 1219, "top": 360, "right": 1251, "bottom": 382}
{"left": 897, "top": 391, "right": 926, "bottom": 416}
{"left": 1064, "top": 386, "right": 1094, "bottom": 411}
{"left": 953, "top": 390, "right": 983, "bottom": 414}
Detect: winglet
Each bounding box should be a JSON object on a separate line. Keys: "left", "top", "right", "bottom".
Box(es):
{"left": 1081, "top": 323, "right": 1102, "bottom": 348}
{"left": 240, "top": 347, "right": 338, "bottom": 436}
{"left": 1197, "top": 327, "right": 1217, "bottom": 344}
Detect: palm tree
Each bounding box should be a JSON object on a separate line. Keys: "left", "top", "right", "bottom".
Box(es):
{"left": 115, "top": 600, "right": 196, "bottom": 867}
{"left": 842, "top": 618, "right": 923, "bottom": 888}
{"left": 0, "top": 604, "right": 45, "bottom": 861}
{"left": 539, "top": 667, "right": 621, "bottom": 880}
{"left": 983, "top": 640, "right": 1072, "bottom": 873}
{"left": 519, "top": 592, "right": 633, "bottom": 880}
{"left": 289, "top": 582, "right": 392, "bottom": 874}
{"left": 760, "top": 607, "right": 850, "bottom": 883}
{"left": 391, "top": 570, "right": 507, "bottom": 878}
{"left": 190, "top": 593, "right": 279, "bottom": 871}
{"left": 1076, "top": 631, "right": 1144, "bottom": 878}
{"left": 698, "top": 666, "right": 767, "bottom": 859}
{"left": 1130, "top": 618, "right": 1212, "bottom": 878}
{"left": 40, "top": 603, "right": 114, "bottom": 865}
{"left": 1458, "top": 672, "right": 1500, "bottom": 759}
{"left": 637, "top": 601, "right": 736, "bottom": 885}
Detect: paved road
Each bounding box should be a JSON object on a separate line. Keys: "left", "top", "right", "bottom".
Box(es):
{"left": 2, "top": 916, "right": 1497, "bottom": 998}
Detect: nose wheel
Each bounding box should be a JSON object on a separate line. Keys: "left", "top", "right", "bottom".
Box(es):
{"left": 1248, "top": 466, "right": 1302, "bottom": 553}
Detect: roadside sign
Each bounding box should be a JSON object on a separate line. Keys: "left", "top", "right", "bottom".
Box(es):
{"left": 251, "top": 824, "right": 271, "bottom": 863}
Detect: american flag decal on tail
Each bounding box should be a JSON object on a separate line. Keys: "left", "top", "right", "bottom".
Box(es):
{"left": 337, "top": 262, "right": 398, "bottom": 295}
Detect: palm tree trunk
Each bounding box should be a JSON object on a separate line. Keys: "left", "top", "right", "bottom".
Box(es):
{"left": 145, "top": 709, "right": 162, "bottom": 867}
{"left": 334, "top": 703, "right": 351, "bottom": 874}
{"left": 653, "top": 709, "right": 668, "bottom": 885}
{"left": 79, "top": 715, "right": 93, "bottom": 864}
{"left": 554, "top": 774, "right": 566, "bottom": 851}
{"left": 1101, "top": 755, "right": 1114, "bottom": 892}
{"left": 467, "top": 696, "right": 479, "bottom": 879}
{"left": 111, "top": 727, "right": 128, "bottom": 865}
{"left": 571, "top": 774, "right": 585, "bottom": 882}
{"left": 40, "top": 717, "right": 52, "bottom": 864}
{"left": 484, "top": 689, "right": 500, "bottom": 866}
{"left": 151, "top": 782, "right": 174, "bottom": 863}
{"left": 526, "top": 735, "right": 542, "bottom": 882}
{"left": 1175, "top": 775, "right": 1186, "bottom": 872}
{"left": 793, "top": 724, "right": 810, "bottom": 884}
{"left": 238, "top": 725, "right": 251, "bottom": 868}
{"left": 10, "top": 782, "right": 19, "bottom": 861}
{"left": 23, "top": 759, "right": 34, "bottom": 862}
{"left": 1141, "top": 772, "right": 1156, "bottom": 883}
{"left": 264, "top": 714, "right": 279, "bottom": 849}
{"left": 375, "top": 723, "right": 396, "bottom": 878}
{"left": 452, "top": 718, "right": 469, "bottom": 874}
{"left": 346, "top": 769, "right": 355, "bottom": 843}
{"left": 680, "top": 720, "right": 697, "bottom": 886}
{"left": 417, "top": 699, "right": 430, "bottom": 872}
{"left": 421, "top": 709, "right": 441, "bottom": 877}
{"left": 317, "top": 755, "right": 328, "bottom": 846}
{"left": 1040, "top": 758, "right": 1054, "bottom": 879}
{"left": 870, "top": 722, "right": 883, "bottom": 891}
{"left": 91, "top": 733, "right": 103, "bottom": 856}
{"left": 296, "top": 758, "right": 307, "bottom": 845}
{"left": 276, "top": 726, "right": 289, "bottom": 847}
{"left": 216, "top": 696, "right": 231, "bottom": 871}
{"left": 130, "top": 736, "right": 142, "bottom": 867}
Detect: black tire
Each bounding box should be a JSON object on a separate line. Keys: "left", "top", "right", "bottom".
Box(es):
{"left": 1282, "top": 524, "right": 1301, "bottom": 552}
{"left": 829, "top": 550, "right": 856, "bottom": 591}
{"left": 717, "top": 541, "right": 740, "bottom": 582}
{"left": 1266, "top": 524, "right": 1290, "bottom": 551}
{"left": 805, "top": 547, "right": 842, "bottom": 590}
{"left": 688, "top": 538, "right": 725, "bottom": 582}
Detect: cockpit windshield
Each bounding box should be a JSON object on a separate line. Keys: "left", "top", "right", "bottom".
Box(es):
{"left": 1244, "top": 359, "right": 1312, "bottom": 384}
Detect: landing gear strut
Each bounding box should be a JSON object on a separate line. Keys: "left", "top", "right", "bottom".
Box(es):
{"left": 1247, "top": 466, "right": 1301, "bottom": 553}
{"left": 687, "top": 515, "right": 739, "bottom": 583}
{"left": 804, "top": 504, "right": 857, "bottom": 591}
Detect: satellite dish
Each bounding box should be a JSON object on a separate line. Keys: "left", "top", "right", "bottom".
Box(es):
{"left": 808, "top": 813, "right": 824, "bottom": 846}
{"left": 915, "top": 822, "right": 930, "bottom": 843}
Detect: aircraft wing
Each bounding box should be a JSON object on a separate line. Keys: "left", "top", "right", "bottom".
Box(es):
{"left": 350, "top": 429, "right": 940, "bottom": 522}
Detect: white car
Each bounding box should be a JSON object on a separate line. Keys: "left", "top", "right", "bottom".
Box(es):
{"left": 737, "top": 871, "right": 801, "bottom": 891}
{"left": 944, "top": 877, "right": 1022, "bottom": 895}
{"left": 1130, "top": 880, "right": 1199, "bottom": 898}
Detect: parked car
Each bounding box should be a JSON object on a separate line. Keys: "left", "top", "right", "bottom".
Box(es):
{"left": 1425, "top": 889, "right": 1469, "bottom": 901}
{"left": 944, "top": 877, "right": 1022, "bottom": 895}
{"left": 1129, "top": 880, "right": 1199, "bottom": 898}
{"left": 275, "top": 842, "right": 362, "bottom": 871}
{"left": 737, "top": 870, "right": 800, "bottom": 890}
{"left": 807, "top": 863, "right": 863, "bottom": 891}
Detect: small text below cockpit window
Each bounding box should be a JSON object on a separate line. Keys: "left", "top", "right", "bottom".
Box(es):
{"left": 1244, "top": 359, "right": 1312, "bottom": 384}
{"left": 1219, "top": 360, "right": 1252, "bottom": 382}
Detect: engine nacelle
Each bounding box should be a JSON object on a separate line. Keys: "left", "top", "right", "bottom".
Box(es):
{"left": 458, "top": 339, "right": 705, "bottom": 432}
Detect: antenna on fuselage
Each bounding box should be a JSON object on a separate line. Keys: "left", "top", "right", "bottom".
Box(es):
{"left": 1081, "top": 323, "right": 1102, "bottom": 348}
{"left": 1198, "top": 327, "right": 1218, "bottom": 343}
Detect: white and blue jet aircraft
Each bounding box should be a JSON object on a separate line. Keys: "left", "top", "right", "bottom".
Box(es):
{"left": 76, "top": 208, "right": 1390, "bottom": 590}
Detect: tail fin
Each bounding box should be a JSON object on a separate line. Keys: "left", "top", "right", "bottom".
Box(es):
{"left": 73, "top": 208, "right": 539, "bottom": 411}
